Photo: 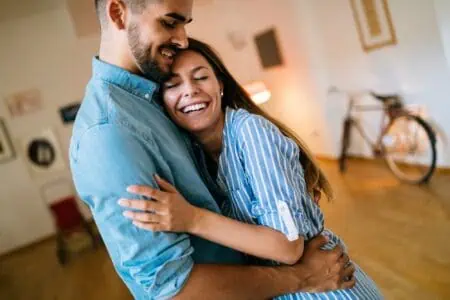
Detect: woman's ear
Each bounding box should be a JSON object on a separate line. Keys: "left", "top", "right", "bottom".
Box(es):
{"left": 108, "top": 0, "right": 127, "bottom": 30}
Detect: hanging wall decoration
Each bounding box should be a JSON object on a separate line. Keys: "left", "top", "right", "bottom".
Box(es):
{"left": 350, "top": 0, "right": 397, "bottom": 52}
{"left": 5, "top": 88, "right": 43, "bottom": 118}
{"left": 254, "top": 28, "right": 284, "bottom": 69}
{"left": 59, "top": 102, "right": 81, "bottom": 124}
{"left": 0, "top": 118, "right": 16, "bottom": 164}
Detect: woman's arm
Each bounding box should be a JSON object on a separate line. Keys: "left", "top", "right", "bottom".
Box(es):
{"left": 192, "top": 207, "right": 304, "bottom": 265}
{"left": 119, "top": 175, "right": 304, "bottom": 265}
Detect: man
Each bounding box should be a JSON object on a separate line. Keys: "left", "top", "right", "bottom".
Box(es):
{"left": 69, "top": 0, "right": 355, "bottom": 299}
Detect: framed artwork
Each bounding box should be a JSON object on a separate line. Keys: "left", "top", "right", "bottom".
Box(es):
{"left": 5, "top": 88, "right": 43, "bottom": 118}
{"left": 59, "top": 102, "right": 81, "bottom": 124}
{"left": 0, "top": 118, "right": 16, "bottom": 163}
{"left": 254, "top": 28, "right": 284, "bottom": 69}
{"left": 21, "top": 129, "right": 66, "bottom": 178}
{"left": 350, "top": 0, "right": 397, "bottom": 52}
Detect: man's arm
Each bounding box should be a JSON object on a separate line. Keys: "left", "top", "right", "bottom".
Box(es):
{"left": 71, "top": 124, "right": 195, "bottom": 299}
{"left": 175, "top": 235, "right": 355, "bottom": 299}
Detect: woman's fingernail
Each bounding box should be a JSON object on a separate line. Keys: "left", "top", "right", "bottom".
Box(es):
{"left": 118, "top": 199, "right": 128, "bottom": 206}
{"left": 154, "top": 174, "right": 161, "bottom": 180}
{"left": 123, "top": 211, "right": 132, "bottom": 217}
{"left": 127, "top": 186, "right": 139, "bottom": 193}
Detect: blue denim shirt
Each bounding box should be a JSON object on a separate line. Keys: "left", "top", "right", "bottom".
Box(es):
{"left": 69, "top": 58, "right": 246, "bottom": 299}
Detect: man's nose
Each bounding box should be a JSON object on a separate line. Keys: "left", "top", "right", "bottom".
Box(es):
{"left": 171, "top": 26, "right": 188, "bottom": 49}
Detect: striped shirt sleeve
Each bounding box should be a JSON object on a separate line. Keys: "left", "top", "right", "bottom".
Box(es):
{"left": 237, "top": 115, "right": 311, "bottom": 240}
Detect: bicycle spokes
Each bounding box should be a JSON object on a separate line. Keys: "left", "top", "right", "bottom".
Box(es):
{"left": 382, "top": 115, "right": 436, "bottom": 184}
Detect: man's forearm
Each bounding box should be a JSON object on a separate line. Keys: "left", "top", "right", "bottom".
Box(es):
{"left": 174, "top": 263, "right": 311, "bottom": 300}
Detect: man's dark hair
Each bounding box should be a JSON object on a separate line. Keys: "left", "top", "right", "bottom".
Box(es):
{"left": 94, "top": 0, "right": 153, "bottom": 29}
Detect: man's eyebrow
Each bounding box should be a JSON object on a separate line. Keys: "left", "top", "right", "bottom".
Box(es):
{"left": 165, "top": 13, "right": 193, "bottom": 24}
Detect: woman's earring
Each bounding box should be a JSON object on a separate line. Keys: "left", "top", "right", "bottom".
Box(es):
{"left": 220, "top": 91, "right": 224, "bottom": 97}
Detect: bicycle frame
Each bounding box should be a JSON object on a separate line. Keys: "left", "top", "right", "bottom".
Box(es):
{"left": 345, "top": 95, "right": 400, "bottom": 157}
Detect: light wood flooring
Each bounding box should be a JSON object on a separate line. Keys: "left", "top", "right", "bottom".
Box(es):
{"left": 1, "top": 159, "right": 449, "bottom": 299}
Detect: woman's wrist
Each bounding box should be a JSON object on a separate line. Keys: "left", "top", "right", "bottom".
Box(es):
{"left": 188, "top": 206, "right": 206, "bottom": 235}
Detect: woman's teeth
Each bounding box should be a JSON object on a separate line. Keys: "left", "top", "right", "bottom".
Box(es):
{"left": 182, "top": 103, "right": 207, "bottom": 113}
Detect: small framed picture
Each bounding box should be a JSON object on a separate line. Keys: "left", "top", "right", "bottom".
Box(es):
{"left": 0, "top": 118, "right": 16, "bottom": 163}
{"left": 254, "top": 28, "right": 284, "bottom": 69}
{"left": 59, "top": 102, "right": 81, "bottom": 124}
{"left": 350, "top": 0, "right": 397, "bottom": 52}
{"left": 5, "top": 88, "right": 43, "bottom": 118}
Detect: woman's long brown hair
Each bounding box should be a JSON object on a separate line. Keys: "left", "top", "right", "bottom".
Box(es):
{"left": 181, "top": 38, "right": 333, "bottom": 200}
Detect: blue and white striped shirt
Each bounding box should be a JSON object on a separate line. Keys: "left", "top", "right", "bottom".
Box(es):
{"left": 212, "top": 108, "right": 383, "bottom": 299}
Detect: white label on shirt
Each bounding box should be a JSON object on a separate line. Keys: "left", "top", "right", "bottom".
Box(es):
{"left": 276, "top": 200, "right": 299, "bottom": 241}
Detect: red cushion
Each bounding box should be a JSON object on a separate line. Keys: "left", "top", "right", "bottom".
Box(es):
{"left": 49, "top": 196, "right": 84, "bottom": 231}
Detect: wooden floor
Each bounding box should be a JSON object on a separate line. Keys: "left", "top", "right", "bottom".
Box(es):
{"left": 1, "top": 159, "right": 450, "bottom": 300}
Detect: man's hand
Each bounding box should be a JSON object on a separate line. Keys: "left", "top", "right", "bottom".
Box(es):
{"left": 290, "top": 235, "right": 356, "bottom": 293}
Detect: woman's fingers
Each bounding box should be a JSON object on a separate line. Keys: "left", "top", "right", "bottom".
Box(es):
{"left": 118, "top": 198, "right": 164, "bottom": 212}
{"left": 127, "top": 185, "right": 165, "bottom": 200}
{"left": 123, "top": 210, "right": 162, "bottom": 223}
{"left": 154, "top": 175, "right": 177, "bottom": 193}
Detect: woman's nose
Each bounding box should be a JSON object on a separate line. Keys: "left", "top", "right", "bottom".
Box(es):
{"left": 183, "top": 82, "right": 199, "bottom": 97}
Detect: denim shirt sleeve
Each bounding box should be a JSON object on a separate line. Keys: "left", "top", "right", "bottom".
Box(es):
{"left": 236, "top": 116, "right": 311, "bottom": 240}
{"left": 71, "top": 123, "right": 194, "bottom": 299}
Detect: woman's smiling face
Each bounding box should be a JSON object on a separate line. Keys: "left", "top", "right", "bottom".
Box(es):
{"left": 162, "top": 50, "right": 224, "bottom": 134}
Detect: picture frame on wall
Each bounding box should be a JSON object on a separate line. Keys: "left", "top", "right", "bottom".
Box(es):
{"left": 59, "top": 102, "right": 81, "bottom": 124}
{"left": 254, "top": 28, "right": 284, "bottom": 69}
{"left": 350, "top": 0, "right": 397, "bottom": 52}
{"left": 5, "top": 88, "right": 43, "bottom": 118}
{"left": 0, "top": 118, "right": 16, "bottom": 163}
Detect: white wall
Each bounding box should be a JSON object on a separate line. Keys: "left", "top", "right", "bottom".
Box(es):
{"left": 308, "top": 0, "right": 450, "bottom": 166}
{"left": 190, "top": 0, "right": 335, "bottom": 155}
{"left": 434, "top": 0, "right": 450, "bottom": 68}
{"left": 0, "top": 7, "right": 97, "bottom": 254}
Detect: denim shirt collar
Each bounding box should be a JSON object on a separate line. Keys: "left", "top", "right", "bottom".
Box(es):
{"left": 92, "top": 56, "right": 160, "bottom": 101}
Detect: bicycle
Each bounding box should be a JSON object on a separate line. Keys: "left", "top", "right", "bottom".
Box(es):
{"left": 333, "top": 88, "right": 437, "bottom": 184}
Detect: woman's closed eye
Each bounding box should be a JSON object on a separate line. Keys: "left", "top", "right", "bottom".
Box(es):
{"left": 164, "top": 80, "right": 180, "bottom": 89}
{"left": 194, "top": 76, "right": 209, "bottom": 81}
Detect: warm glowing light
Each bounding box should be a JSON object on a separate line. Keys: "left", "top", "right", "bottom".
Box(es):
{"left": 243, "top": 81, "right": 271, "bottom": 105}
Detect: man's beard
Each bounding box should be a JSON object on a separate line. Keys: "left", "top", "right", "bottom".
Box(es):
{"left": 127, "top": 22, "right": 170, "bottom": 83}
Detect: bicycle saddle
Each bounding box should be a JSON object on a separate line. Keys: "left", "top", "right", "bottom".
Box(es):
{"left": 370, "top": 92, "right": 400, "bottom": 102}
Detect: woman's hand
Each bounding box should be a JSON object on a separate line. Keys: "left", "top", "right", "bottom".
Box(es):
{"left": 118, "top": 175, "right": 199, "bottom": 233}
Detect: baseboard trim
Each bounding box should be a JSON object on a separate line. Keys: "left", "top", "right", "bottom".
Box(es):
{"left": 0, "top": 221, "right": 98, "bottom": 259}
{"left": 0, "top": 234, "right": 56, "bottom": 259}
{"left": 314, "top": 154, "right": 450, "bottom": 174}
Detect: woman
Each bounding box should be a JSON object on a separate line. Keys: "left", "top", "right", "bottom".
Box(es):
{"left": 119, "top": 38, "right": 382, "bottom": 299}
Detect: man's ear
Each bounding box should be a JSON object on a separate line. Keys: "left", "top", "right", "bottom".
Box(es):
{"left": 108, "top": 0, "right": 128, "bottom": 30}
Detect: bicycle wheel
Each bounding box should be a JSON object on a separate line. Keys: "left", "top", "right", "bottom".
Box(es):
{"left": 339, "top": 118, "right": 353, "bottom": 173}
{"left": 382, "top": 114, "right": 437, "bottom": 184}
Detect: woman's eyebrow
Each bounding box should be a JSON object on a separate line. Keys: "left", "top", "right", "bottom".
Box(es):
{"left": 191, "top": 66, "right": 208, "bottom": 73}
